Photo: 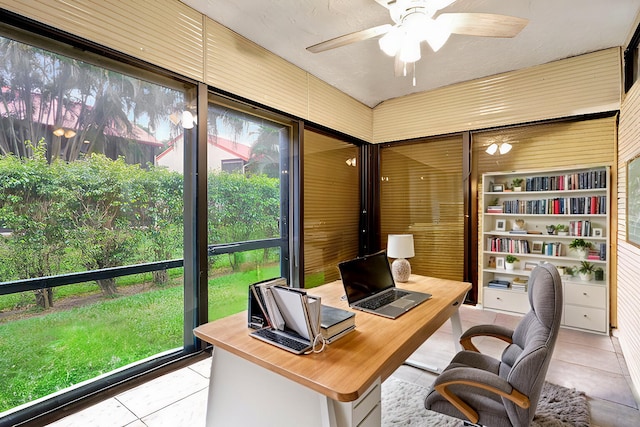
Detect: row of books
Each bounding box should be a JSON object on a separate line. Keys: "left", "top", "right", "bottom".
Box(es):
{"left": 523, "top": 170, "right": 606, "bottom": 192}
{"left": 588, "top": 243, "right": 607, "bottom": 261}
{"left": 487, "top": 237, "right": 531, "bottom": 254}
{"left": 498, "top": 196, "right": 606, "bottom": 215}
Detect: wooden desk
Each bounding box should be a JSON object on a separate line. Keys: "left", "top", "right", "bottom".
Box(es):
{"left": 194, "top": 274, "right": 470, "bottom": 427}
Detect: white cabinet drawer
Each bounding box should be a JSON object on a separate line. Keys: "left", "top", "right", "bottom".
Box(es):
{"left": 483, "top": 288, "right": 529, "bottom": 314}
{"left": 563, "top": 305, "right": 607, "bottom": 333}
{"left": 564, "top": 283, "right": 606, "bottom": 309}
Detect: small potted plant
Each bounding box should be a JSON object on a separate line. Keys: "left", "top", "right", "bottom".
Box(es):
{"left": 569, "top": 239, "right": 593, "bottom": 259}
{"left": 511, "top": 178, "right": 524, "bottom": 192}
{"left": 578, "top": 261, "right": 595, "bottom": 281}
{"left": 594, "top": 267, "right": 604, "bottom": 281}
{"left": 505, "top": 254, "right": 519, "bottom": 270}
{"left": 556, "top": 224, "right": 569, "bottom": 236}
{"left": 546, "top": 224, "right": 556, "bottom": 235}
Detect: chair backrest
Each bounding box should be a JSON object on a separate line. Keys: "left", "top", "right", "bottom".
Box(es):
{"left": 498, "top": 263, "right": 563, "bottom": 426}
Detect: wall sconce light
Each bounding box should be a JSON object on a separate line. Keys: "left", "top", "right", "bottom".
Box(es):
{"left": 486, "top": 142, "right": 512, "bottom": 155}
{"left": 345, "top": 157, "right": 356, "bottom": 167}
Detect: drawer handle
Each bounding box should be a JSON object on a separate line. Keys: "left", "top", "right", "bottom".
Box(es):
{"left": 496, "top": 297, "right": 502, "bottom": 301}
{"left": 583, "top": 314, "right": 589, "bottom": 318}
{"left": 583, "top": 292, "right": 588, "bottom": 296}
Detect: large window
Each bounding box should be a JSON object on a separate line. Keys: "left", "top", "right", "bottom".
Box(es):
{"left": 303, "top": 130, "right": 360, "bottom": 287}
{"left": 205, "top": 96, "right": 291, "bottom": 317}
{"left": 380, "top": 136, "right": 464, "bottom": 281}
{"left": 0, "top": 28, "right": 193, "bottom": 414}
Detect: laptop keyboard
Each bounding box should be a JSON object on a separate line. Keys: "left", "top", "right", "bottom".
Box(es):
{"left": 358, "top": 289, "right": 410, "bottom": 310}
{"left": 251, "top": 328, "right": 310, "bottom": 353}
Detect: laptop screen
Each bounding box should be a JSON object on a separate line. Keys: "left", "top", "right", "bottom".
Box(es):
{"left": 338, "top": 251, "right": 395, "bottom": 304}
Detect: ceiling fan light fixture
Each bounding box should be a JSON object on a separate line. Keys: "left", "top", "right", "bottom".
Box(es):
{"left": 399, "top": 38, "right": 421, "bottom": 63}
{"left": 379, "top": 26, "right": 401, "bottom": 56}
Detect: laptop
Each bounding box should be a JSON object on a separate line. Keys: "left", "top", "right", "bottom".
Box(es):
{"left": 338, "top": 251, "right": 431, "bottom": 319}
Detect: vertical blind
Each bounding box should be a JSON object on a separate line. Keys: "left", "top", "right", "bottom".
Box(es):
{"left": 380, "top": 136, "right": 464, "bottom": 281}
{"left": 303, "top": 130, "right": 360, "bottom": 287}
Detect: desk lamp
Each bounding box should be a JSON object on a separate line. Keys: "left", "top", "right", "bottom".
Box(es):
{"left": 387, "top": 234, "right": 415, "bottom": 283}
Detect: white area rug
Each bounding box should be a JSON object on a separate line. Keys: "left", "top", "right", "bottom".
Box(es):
{"left": 382, "top": 377, "right": 590, "bottom": 426}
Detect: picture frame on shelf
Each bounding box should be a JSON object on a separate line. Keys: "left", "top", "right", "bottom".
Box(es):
{"left": 488, "top": 255, "right": 496, "bottom": 268}
{"left": 491, "top": 183, "right": 504, "bottom": 192}
{"left": 628, "top": 155, "right": 640, "bottom": 248}
{"left": 495, "top": 219, "right": 506, "bottom": 231}
{"left": 593, "top": 228, "right": 603, "bottom": 238}
{"left": 495, "top": 257, "right": 505, "bottom": 269}
{"left": 524, "top": 261, "right": 538, "bottom": 271}
{"left": 531, "top": 241, "right": 543, "bottom": 254}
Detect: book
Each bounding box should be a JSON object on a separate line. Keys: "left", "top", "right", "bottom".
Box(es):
{"left": 324, "top": 325, "right": 355, "bottom": 344}
{"left": 320, "top": 304, "right": 356, "bottom": 338}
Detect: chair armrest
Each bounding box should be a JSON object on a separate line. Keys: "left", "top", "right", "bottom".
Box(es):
{"left": 433, "top": 366, "right": 530, "bottom": 424}
{"left": 460, "top": 324, "right": 514, "bottom": 352}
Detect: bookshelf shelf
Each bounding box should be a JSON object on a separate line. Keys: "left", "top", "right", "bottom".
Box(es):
{"left": 480, "top": 166, "right": 610, "bottom": 334}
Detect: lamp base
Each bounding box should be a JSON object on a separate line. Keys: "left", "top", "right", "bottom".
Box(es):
{"left": 391, "top": 258, "right": 411, "bottom": 283}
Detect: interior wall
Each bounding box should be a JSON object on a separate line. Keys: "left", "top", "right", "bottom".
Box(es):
{"left": 617, "top": 79, "right": 640, "bottom": 402}
{"left": 373, "top": 48, "right": 622, "bottom": 143}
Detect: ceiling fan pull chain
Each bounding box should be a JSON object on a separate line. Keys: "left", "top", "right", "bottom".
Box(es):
{"left": 412, "top": 62, "right": 417, "bottom": 87}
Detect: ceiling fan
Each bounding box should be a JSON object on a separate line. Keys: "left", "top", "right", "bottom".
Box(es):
{"left": 307, "top": 0, "right": 528, "bottom": 78}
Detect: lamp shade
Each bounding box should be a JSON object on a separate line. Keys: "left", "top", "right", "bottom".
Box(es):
{"left": 387, "top": 234, "right": 415, "bottom": 259}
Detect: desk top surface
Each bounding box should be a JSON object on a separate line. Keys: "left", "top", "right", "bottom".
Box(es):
{"left": 193, "top": 274, "right": 470, "bottom": 402}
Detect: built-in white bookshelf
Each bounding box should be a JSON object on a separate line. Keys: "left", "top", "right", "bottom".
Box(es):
{"left": 480, "top": 166, "right": 610, "bottom": 334}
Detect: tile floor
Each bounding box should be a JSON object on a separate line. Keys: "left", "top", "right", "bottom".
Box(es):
{"left": 46, "top": 305, "right": 640, "bottom": 426}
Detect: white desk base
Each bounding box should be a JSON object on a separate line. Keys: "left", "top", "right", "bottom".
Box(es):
{"left": 206, "top": 347, "right": 381, "bottom": 427}
{"left": 403, "top": 310, "right": 463, "bottom": 373}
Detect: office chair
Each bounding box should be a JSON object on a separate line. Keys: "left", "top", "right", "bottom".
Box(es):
{"left": 425, "top": 263, "right": 563, "bottom": 427}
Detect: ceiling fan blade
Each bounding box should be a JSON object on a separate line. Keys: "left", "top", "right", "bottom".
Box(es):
{"left": 306, "top": 24, "right": 392, "bottom": 53}
{"left": 437, "top": 13, "right": 528, "bottom": 38}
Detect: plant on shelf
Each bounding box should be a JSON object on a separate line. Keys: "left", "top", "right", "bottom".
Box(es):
{"left": 511, "top": 178, "right": 524, "bottom": 191}
{"left": 578, "top": 261, "right": 595, "bottom": 281}
{"left": 556, "top": 224, "right": 569, "bottom": 236}
{"left": 569, "top": 239, "right": 593, "bottom": 259}
{"left": 505, "top": 255, "right": 519, "bottom": 270}
{"left": 546, "top": 224, "right": 556, "bottom": 235}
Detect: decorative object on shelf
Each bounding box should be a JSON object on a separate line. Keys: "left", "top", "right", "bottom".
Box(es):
{"left": 505, "top": 255, "right": 518, "bottom": 271}
{"left": 495, "top": 257, "right": 505, "bottom": 269}
{"left": 488, "top": 255, "right": 496, "bottom": 268}
{"left": 531, "top": 241, "right": 543, "bottom": 254}
{"left": 578, "top": 261, "right": 595, "bottom": 281}
{"left": 511, "top": 178, "right": 523, "bottom": 192}
{"left": 513, "top": 219, "right": 525, "bottom": 231}
{"left": 594, "top": 267, "right": 604, "bottom": 281}
{"left": 569, "top": 239, "right": 593, "bottom": 259}
{"left": 491, "top": 183, "right": 504, "bottom": 192}
{"left": 556, "top": 224, "right": 569, "bottom": 236}
{"left": 495, "top": 219, "right": 506, "bottom": 231}
{"left": 593, "top": 228, "right": 603, "bottom": 238}
{"left": 523, "top": 261, "right": 537, "bottom": 271}
{"left": 546, "top": 224, "right": 556, "bottom": 235}
{"left": 387, "top": 234, "right": 415, "bottom": 283}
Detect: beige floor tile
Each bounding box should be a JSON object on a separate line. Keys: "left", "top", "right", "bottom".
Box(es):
{"left": 46, "top": 398, "right": 137, "bottom": 427}
{"left": 546, "top": 359, "right": 637, "bottom": 408}
{"left": 141, "top": 388, "right": 208, "bottom": 427}
{"left": 589, "top": 396, "right": 640, "bottom": 426}
{"left": 116, "top": 366, "right": 209, "bottom": 419}
{"left": 188, "top": 358, "right": 212, "bottom": 379}
{"left": 552, "top": 341, "right": 622, "bottom": 375}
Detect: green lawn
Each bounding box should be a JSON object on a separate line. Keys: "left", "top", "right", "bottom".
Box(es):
{"left": 0, "top": 265, "right": 280, "bottom": 412}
